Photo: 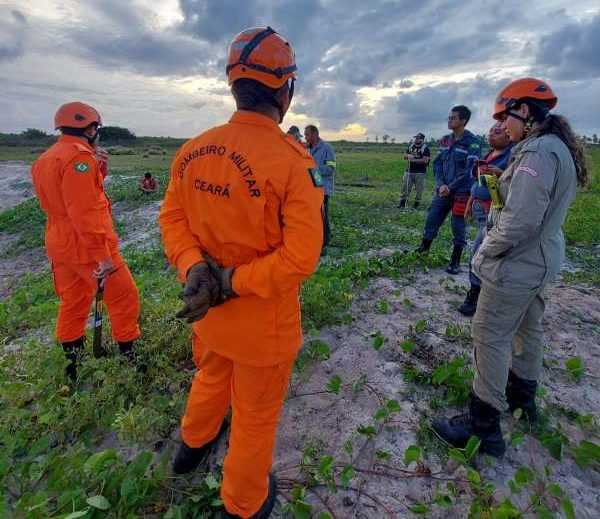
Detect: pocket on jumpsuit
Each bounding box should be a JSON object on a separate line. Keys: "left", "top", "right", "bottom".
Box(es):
{"left": 472, "top": 250, "right": 507, "bottom": 286}
{"left": 502, "top": 245, "right": 547, "bottom": 291}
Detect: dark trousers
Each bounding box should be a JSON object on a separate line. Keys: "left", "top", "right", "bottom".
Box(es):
{"left": 323, "top": 194, "right": 331, "bottom": 247}
{"left": 423, "top": 194, "right": 467, "bottom": 247}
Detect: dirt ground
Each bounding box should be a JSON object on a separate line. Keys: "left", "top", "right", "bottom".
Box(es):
{"left": 0, "top": 161, "right": 33, "bottom": 212}
{"left": 268, "top": 267, "right": 600, "bottom": 517}
{"left": 0, "top": 162, "right": 47, "bottom": 299}
{"left": 1, "top": 161, "right": 598, "bottom": 517}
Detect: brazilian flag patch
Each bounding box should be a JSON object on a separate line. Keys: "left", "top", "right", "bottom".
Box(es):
{"left": 74, "top": 162, "right": 90, "bottom": 173}
{"left": 308, "top": 167, "right": 324, "bottom": 187}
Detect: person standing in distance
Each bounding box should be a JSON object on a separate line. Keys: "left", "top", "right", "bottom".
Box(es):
{"left": 159, "top": 27, "right": 324, "bottom": 518}
{"left": 433, "top": 78, "right": 590, "bottom": 457}
{"left": 398, "top": 132, "right": 431, "bottom": 211}
{"left": 415, "top": 106, "right": 482, "bottom": 274}
{"left": 304, "top": 124, "right": 336, "bottom": 253}
{"left": 31, "top": 102, "right": 141, "bottom": 380}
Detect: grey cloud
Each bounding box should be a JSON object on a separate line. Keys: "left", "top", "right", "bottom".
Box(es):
{"left": 537, "top": 14, "right": 600, "bottom": 79}
{"left": 294, "top": 83, "right": 360, "bottom": 131}
{"left": 369, "top": 76, "right": 504, "bottom": 138}
{"left": 179, "top": 0, "right": 259, "bottom": 43}
{"left": 62, "top": 0, "right": 214, "bottom": 76}
{"left": 0, "top": 8, "right": 27, "bottom": 61}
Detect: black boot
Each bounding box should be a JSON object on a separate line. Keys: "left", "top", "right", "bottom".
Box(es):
{"left": 446, "top": 245, "right": 463, "bottom": 275}
{"left": 413, "top": 201, "right": 420, "bottom": 211}
{"left": 398, "top": 199, "right": 407, "bottom": 210}
{"left": 118, "top": 341, "right": 135, "bottom": 361}
{"left": 506, "top": 371, "right": 538, "bottom": 423}
{"left": 415, "top": 238, "right": 432, "bottom": 253}
{"left": 222, "top": 474, "right": 277, "bottom": 519}
{"left": 172, "top": 421, "right": 228, "bottom": 474}
{"left": 62, "top": 337, "right": 84, "bottom": 381}
{"left": 458, "top": 285, "right": 480, "bottom": 316}
{"left": 432, "top": 392, "right": 505, "bottom": 457}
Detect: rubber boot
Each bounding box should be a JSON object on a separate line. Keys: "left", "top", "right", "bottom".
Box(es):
{"left": 62, "top": 337, "right": 84, "bottom": 381}
{"left": 446, "top": 245, "right": 463, "bottom": 275}
{"left": 458, "top": 285, "right": 480, "bottom": 316}
{"left": 506, "top": 371, "right": 538, "bottom": 423}
{"left": 172, "top": 421, "right": 228, "bottom": 474}
{"left": 415, "top": 238, "right": 432, "bottom": 253}
{"left": 221, "top": 474, "right": 277, "bottom": 519}
{"left": 118, "top": 341, "right": 135, "bottom": 362}
{"left": 432, "top": 392, "right": 505, "bottom": 457}
{"left": 398, "top": 198, "right": 407, "bottom": 210}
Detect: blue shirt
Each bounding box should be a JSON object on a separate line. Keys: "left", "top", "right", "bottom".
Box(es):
{"left": 470, "top": 144, "right": 513, "bottom": 200}
{"left": 308, "top": 139, "right": 336, "bottom": 195}
{"left": 432, "top": 130, "right": 482, "bottom": 194}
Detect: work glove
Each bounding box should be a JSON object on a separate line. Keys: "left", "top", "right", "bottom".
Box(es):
{"left": 203, "top": 252, "right": 238, "bottom": 304}
{"left": 176, "top": 262, "right": 220, "bottom": 323}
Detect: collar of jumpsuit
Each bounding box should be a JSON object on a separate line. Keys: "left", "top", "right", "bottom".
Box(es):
{"left": 228, "top": 110, "right": 281, "bottom": 131}
{"left": 58, "top": 133, "right": 95, "bottom": 151}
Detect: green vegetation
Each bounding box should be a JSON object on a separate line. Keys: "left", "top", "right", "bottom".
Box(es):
{"left": 0, "top": 142, "right": 598, "bottom": 517}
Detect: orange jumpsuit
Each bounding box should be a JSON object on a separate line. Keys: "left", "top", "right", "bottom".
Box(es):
{"left": 159, "top": 111, "right": 324, "bottom": 517}
{"left": 31, "top": 135, "right": 140, "bottom": 343}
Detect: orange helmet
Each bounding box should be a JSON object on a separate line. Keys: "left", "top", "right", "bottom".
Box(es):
{"left": 54, "top": 102, "right": 102, "bottom": 130}
{"left": 226, "top": 27, "right": 297, "bottom": 89}
{"left": 493, "top": 78, "right": 557, "bottom": 120}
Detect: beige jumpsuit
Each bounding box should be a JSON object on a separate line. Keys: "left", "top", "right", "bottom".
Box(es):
{"left": 471, "top": 134, "right": 577, "bottom": 411}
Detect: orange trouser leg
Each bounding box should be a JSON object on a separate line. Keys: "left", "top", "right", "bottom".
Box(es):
{"left": 102, "top": 257, "right": 140, "bottom": 342}
{"left": 52, "top": 254, "right": 140, "bottom": 343}
{"left": 181, "top": 333, "right": 233, "bottom": 447}
{"left": 53, "top": 263, "right": 96, "bottom": 342}
{"left": 222, "top": 358, "right": 294, "bottom": 518}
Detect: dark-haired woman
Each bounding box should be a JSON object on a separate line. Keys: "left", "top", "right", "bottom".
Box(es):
{"left": 433, "top": 78, "right": 590, "bottom": 456}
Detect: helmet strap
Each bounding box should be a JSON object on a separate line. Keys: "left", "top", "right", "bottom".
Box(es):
{"left": 61, "top": 125, "right": 100, "bottom": 146}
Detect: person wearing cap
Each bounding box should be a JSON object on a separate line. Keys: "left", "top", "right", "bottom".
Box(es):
{"left": 398, "top": 132, "right": 431, "bottom": 210}
{"left": 159, "top": 26, "right": 323, "bottom": 518}
{"left": 286, "top": 125, "right": 306, "bottom": 147}
{"left": 304, "top": 124, "right": 336, "bottom": 252}
{"left": 30, "top": 102, "right": 141, "bottom": 380}
{"left": 432, "top": 78, "right": 590, "bottom": 457}
{"left": 415, "top": 106, "right": 482, "bottom": 275}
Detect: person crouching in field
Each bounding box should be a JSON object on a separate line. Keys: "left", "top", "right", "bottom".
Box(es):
{"left": 398, "top": 132, "right": 431, "bottom": 211}
{"left": 140, "top": 172, "right": 158, "bottom": 193}
{"left": 433, "top": 78, "right": 590, "bottom": 457}
{"left": 458, "top": 122, "right": 513, "bottom": 316}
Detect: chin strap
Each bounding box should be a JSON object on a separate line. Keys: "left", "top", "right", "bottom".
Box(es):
{"left": 61, "top": 126, "right": 101, "bottom": 145}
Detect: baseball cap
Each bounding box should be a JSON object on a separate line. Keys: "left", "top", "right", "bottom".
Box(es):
{"left": 413, "top": 132, "right": 425, "bottom": 139}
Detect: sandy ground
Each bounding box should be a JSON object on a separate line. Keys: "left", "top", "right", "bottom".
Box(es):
{"left": 1, "top": 161, "right": 598, "bottom": 516}
{"left": 0, "top": 161, "right": 34, "bottom": 212}
{"left": 266, "top": 267, "right": 600, "bottom": 517}
{"left": 0, "top": 162, "right": 47, "bottom": 299}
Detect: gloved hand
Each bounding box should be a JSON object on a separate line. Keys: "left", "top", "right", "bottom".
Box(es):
{"left": 203, "top": 252, "right": 238, "bottom": 304}
{"left": 175, "top": 262, "right": 220, "bottom": 323}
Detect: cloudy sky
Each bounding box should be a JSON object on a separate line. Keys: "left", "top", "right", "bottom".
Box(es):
{"left": 1, "top": 0, "right": 599, "bottom": 141}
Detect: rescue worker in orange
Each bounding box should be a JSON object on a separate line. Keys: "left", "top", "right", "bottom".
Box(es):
{"left": 433, "top": 79, "right": 590, "bottom": 456}
{"left": 31, "top": 102, "right": 141, "bottom": 380}
{"left": 159, "top": 27, "right": 323, "bottom": 518}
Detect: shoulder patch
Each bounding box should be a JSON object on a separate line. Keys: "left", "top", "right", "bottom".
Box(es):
{"left": 308, "top": 167, "right": 324, "bottom": 187}
{"left": 74, "top": 161, "right": 90, "bottom": 173}
{"left": 516, "top": 165, "right": 539, "bottom": 179}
